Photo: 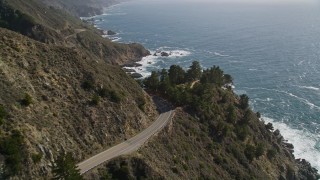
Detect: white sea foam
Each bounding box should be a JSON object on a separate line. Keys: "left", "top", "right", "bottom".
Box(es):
{"left": 100, "top": 12, "right": 127, "bottom": 16}
{"left": 298, "top": 86, "right": 320, "bottom": 91}
{"left": 110, "top": 37, "right": 121, "bottom": 42}
{"left": 244, "top": 87, "right": 320, "bottom": 111}
{"left": 153, "top": 50, "right": 191, "bottom": 58}
{"left": 102, "top": 34, "right": 122, "bottom": 42}
{"left": 124, "top": 54, "right": 158, "bottom": 78}
{"left": 263, "top": 116, "right": 320, "bottom": 171}
{"left": 214, "top": 52, "right": 229, "bottom": 57}
{"left": 297, "top": 60, "right": 306, "bottom": 66}
{"left": 154, "top": 47, "right": 192, "bottom": 58}
{"left": 124, "top": 49, "right": 191, "bottom": 78}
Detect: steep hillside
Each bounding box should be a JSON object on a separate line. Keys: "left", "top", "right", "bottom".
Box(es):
{"left": 0, "top": 28, "right": 157, "bottom": 178}
{"left": 40, "top": 0, "right": 123, "bottom": 17}
{"left": 0, "top": 0, "right": 149, "bottom": 65}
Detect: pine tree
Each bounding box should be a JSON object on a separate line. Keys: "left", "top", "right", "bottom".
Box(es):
{"left": 239, "top": 94, "right": 249, "bottom": 109}
{"left": 144, "top": 71, "right": 159, "bottom": 91}
{"left": 52, "top": 152, "right": 83, "bottom": 180}
{"left": 186, "top": 61, "right": 202, "bottom": 81}
{"left": 168, "top": 65, "right": 185, "bottom": 85}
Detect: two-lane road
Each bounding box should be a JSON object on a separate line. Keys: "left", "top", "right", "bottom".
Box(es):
{"left": 77, "top": 110, "right": 174, "bottom": 174}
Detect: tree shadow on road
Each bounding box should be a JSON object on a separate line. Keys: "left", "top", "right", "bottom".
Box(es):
{"left": 151, "top": 95, "right": 174, "bottom": 113}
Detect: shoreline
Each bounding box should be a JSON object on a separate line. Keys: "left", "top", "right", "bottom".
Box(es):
{"left": 83, "top": 3, "right": 193, "bottom": 79}
{"left": 80, "top": 1, "right": 152, "bottom": 73}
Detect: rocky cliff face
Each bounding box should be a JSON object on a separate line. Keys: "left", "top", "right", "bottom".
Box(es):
{"left": 0, "top": 0, "right": 148, "bottom": 65}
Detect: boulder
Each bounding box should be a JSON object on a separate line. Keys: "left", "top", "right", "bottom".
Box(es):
{"left": 122, "top": 62, "right": 142, "bottom": 68}
{"left": 123, "top": 68, "right": 136, "bottom": 73}
{"left": 107, "top": 30, "right": 117, "bottom": 35}
{"left": 161, "top": 52, "right": 169, "bottom": 57}
{"left": 130, "top": 73, "right": 143, "bottom": 79}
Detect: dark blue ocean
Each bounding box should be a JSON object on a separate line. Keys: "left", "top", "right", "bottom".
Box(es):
{"left": 91, "top": 0, "right": 320, "bottom": 170}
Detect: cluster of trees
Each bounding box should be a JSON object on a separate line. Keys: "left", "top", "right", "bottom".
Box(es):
{"left": 144, "top": 61, "right": 233, "bottom": 91}
{"left": 52, "top": 152, "right": 83, "bottom": 180}
{"left": 143, "top": 61, "right": 233, "bottom": 108}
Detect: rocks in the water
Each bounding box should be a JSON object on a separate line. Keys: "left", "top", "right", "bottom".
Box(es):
{"left": 153, "top": 50, "right": 175, "bottom": 57}
{"left": 121, "top": 62, "right": 142, "bottom": 68}
{"left": 107, "top": 30, "right": 117, "bottom": 35}
{"left": 130, "top": 73, "right": 143, "bottom": 79}
{"left": 123, "top": 68, "right": 136, "bottom": 73}
{"left": 284, "top": 142, "right": 294, "bottom": 150}
{"left": 161, "top": 52, "right": 169, "bottom": 57}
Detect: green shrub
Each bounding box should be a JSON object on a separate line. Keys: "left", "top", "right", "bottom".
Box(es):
{"left": 136, "top": 96, "right": 146, "bottom": 111}
{"left": 227, "top": 105, "right": 237, "bottom": 124}
{"left": 235, "top": 125, "right": 249, "bottom": 141}
{"left": 98, "top": 87, "right": 109, "bottom": 98}
{"left": 0, "top": 105, "right": 7, "bottom": 119}
{"left": 255, "top": 143, "right": 265, "bottom": 158}
{"left": 215, "top": 121, "right": 232, "bottom": 140}
{"left": 213, "top": 154, "right": 223, "bottom": 165}
{"left": 0, "top": 130, "right": 25, "bottom": 176}
{"left": 265, "top": 123, "right": 274, "bottom": 131}
{"left": 81, "top": 80, "right": 94, "bottom": 91}
{"left": 101, "top": 170, "right": 113, "bottom": 180}
{"left": 242, "top": 110, "right": 254, "bottom": 125}
{"left": 267, "top": 149, "right": 277, "bottom": 160}
{"left": 0, "top": 105, "right": 7, "bottom": 125}
{"left": 97, "top": 87, "right": 122, "bottom": 103}
{"left": 230, "top": 145, "right": 248, "bottom": 166}
{"left": 21, "top": 93, "right": 32, "bottom": 106}
{"left": 239, "top": 94, "right": 249, "bottom": 109}
{"left": 182, "top": 163, "right": 188, "bottom": 170}
{"left": 110, "top": 91, "right": 122, "bottom": 103}
{"left": 244, "top": 144, "right": 255, "bottom": 162}
{"left": 31, "top": 153, "right": 42, "bottom": 164}
{"left": 90, "top": 94, "right": 100, "bottom": 106}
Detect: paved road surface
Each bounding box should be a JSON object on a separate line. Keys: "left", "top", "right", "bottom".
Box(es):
{"left": 65, "top": 29, "right": 86, "bottom": 39}
{"left": 77, "top": 110, "right": 174, "bottom": 174}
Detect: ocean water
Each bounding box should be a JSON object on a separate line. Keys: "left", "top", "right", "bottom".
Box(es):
{"left": 93, "top": 0, "right": 320, "bottom": 170}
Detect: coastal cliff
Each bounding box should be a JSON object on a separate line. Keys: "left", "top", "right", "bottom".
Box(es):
{"left": 0, "top": 0, "right": 318, "bottom": 179}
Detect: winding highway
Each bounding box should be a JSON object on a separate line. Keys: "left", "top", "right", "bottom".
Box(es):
{"left": 77, "top": 110, "right": 174, "bottom": 174}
